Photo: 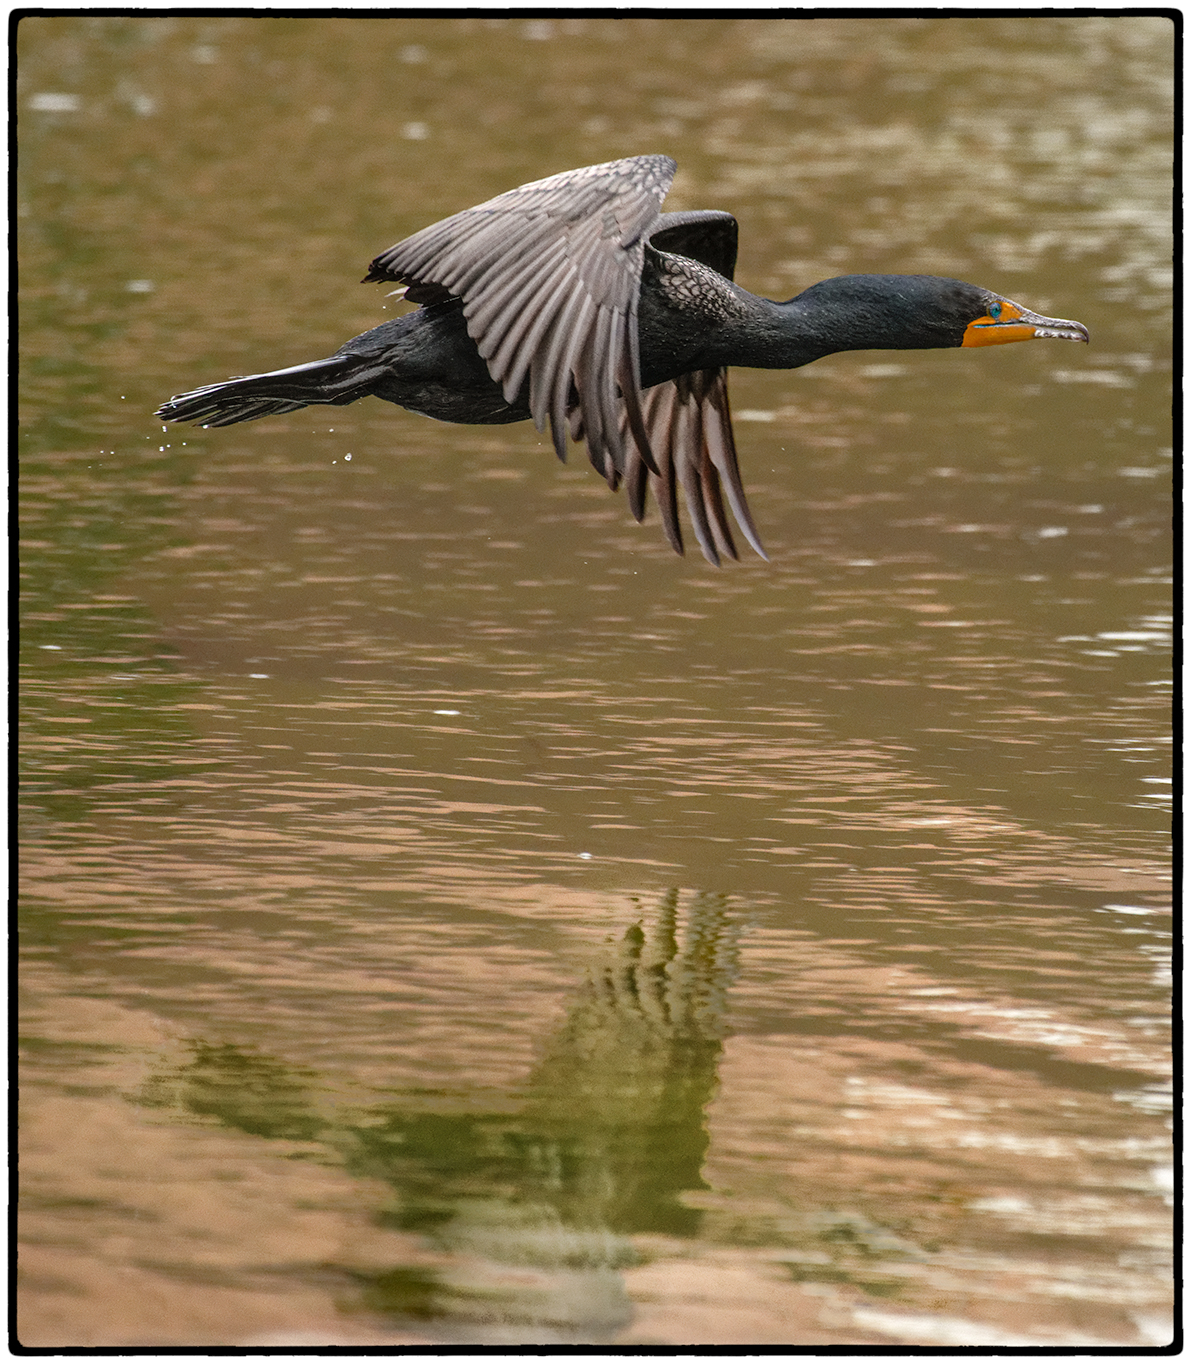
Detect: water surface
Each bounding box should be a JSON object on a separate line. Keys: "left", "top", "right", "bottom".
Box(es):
{"left": 18, "top": 15, "right": 1172, "bottom": 1348}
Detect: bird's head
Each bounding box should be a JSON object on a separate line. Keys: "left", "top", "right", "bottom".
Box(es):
{"left": 957, "top": 287, "right": 1090, "bottom": 348}
{"left": 787, "top": 275, "right": 1089, "bottom": 353}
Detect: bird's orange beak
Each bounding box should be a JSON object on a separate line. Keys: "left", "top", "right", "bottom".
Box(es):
{"left": 963, "top": 299, "right": 1090, "bottom": 348}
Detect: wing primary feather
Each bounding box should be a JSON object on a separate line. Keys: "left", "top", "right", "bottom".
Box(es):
{"left": 701, "top": 451, "right": 739, "bottom": 562}
{"left": 493, "top": 264, "right": 578, "bottom": 401}
{"left": 468, "top": 239, "right": 567, "bottom": 341}
{"left": 618, "top": 348, "right": 658, "bottom": 477}
{"left": 489, "top": 266, "right": 576, "bottom": 405}
{"left": 539, "top": 291, "right": 594, "bottom": 437}
{"left": 600, "top": 307, "right": 625, "bottom": 456}
{"left": 582, "top": 307, "right": 623, "bottom": 483}
{"left": 689, "top": 392, "right": 738, "bottom": 561}
{"left": 653, "top": 411, "right": 685, "bottom": 557}
{"left": 528, "top": 285, "right": 586, "bottom": 431}
{"left": 675, "top": 401, "right": 721, "bottom": 566}
{"left": 622, "top": 387, "right": 654, "bottom": 522}
{"left": 573, "top": 319, "right": 607, "bottom": 476}
{"left": 602, "top": 315, "right": 630, "bottom": 483}
{"left": 701, "top": 376, "right": 767, "bottom": 560}
{"left": 626, "top": 446, "right": 649, "bottom": 522}
{"left": 531, "top": 285, "right": 587, "bottom": 424}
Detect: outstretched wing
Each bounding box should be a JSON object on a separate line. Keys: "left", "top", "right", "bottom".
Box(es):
{"left": 573, "top": 368, "right": 767, "bottom": 567}
{"left": 364, "top": 155, "right": 675, "bottom": 483}
{"left": 595, "top": 209, "right": 765, "bottom": 565}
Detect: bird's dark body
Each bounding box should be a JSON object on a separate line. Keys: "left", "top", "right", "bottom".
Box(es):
{"left": 323, "top": 268, "right": 986, "bottom": 427}
{"left": 157, "top": 154, "right": 1088, "bottom": 564}
{"left": 322, "top": 258, "right": 745, "bottom": 428}
{"left": 345, "top": 305, "right": 527, "bottom": 425}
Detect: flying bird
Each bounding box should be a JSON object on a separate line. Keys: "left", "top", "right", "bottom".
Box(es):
{"left": 156, "top": 154, "right": 1089, "bottom": 565}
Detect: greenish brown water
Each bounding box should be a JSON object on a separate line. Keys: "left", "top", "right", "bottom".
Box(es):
{"left": 18, "top": 15, "right": 1172, "bottom": 1348}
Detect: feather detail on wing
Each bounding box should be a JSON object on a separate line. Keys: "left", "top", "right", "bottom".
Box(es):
{"left": 573, "top": 368, "right": 767, "bottom": 567}
{"left": 364, "top": 155, "right": 677, "bottom": 480}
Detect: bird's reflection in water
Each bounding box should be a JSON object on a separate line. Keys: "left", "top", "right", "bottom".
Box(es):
{"left": 519, "top": 887, "right": 739, "bottom": 1234}
{"left": 141, "top": 890, "right": 743, "bottom": 1342}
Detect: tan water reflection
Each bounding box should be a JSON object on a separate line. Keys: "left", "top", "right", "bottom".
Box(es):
{"left": 19, "top": 13, "right": 1171, "bottom": 1348}
{"left": 20, "top": 887, "right": 1170, "bottom": 1347}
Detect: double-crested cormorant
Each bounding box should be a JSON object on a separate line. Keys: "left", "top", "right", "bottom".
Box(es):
{"left": 156, "top": 154, "right": 1089, "bottom": 565}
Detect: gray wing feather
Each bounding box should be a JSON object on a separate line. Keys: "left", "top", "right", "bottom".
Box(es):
{"left": 577, "top": 368, "right": 767, "bottom": 566}
{"left": 600, "top": 210, "right": 764, "bottom": 564}
{"left": 365, "top": 155, "right": 677, "bottom": 480}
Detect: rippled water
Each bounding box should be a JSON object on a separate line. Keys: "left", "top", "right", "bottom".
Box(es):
{"left": 18, "top": 15, "right": 1172, "bottom": 1348}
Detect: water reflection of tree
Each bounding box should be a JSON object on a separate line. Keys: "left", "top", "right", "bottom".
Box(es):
{"left": 143, "top": 890, "right": 743, "bottom": 1342}
{"left": 521, "top": 888, "right": 737, "bottom": 1237}
{"left": 346, "top": 890, "right": 742, "bottom": 1339}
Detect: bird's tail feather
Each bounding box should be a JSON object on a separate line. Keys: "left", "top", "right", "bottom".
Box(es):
{"left": 155, "top": 354, "right": 386, "bottom": 427}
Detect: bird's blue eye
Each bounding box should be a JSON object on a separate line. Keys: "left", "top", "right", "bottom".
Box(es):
{"left": 988, "top": 302, "right": 1002, "bottom": 320}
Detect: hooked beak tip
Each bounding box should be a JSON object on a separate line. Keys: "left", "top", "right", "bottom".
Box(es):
{"left": 1033, "top": 319, "right": 1089, "bottom": 344}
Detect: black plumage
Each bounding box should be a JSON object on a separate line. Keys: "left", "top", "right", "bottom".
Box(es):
{"left": 157, "top": 155, "right": 1089, "bottom": 565}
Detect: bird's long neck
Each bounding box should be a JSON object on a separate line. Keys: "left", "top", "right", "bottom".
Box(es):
{"left": 713, "top": 292, "right": 839, "bottom": 371}
{"left": 637, "top": 268, "right": 973, "bottom": 386}
{"left": 637, "top": 275, "right": 833, "bottom": 383}
{"left": 731, "top": 275, "right": 974, "bottom": 369}
{"left": 648, "top": 279, "right": 950, "bottom": 377}
{"left": 720, "top": 287, "right": 944, "bottom": 373}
